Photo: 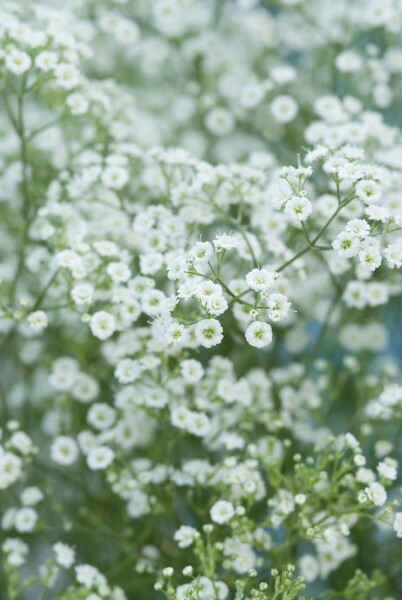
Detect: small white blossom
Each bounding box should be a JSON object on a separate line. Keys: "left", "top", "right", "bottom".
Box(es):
{"left": 245, "top": 321, "right": 273, "bottom": 348}
{"left": 90, "top": 312, "right": 116, "bottom": 340}
{"left": 210, "top": 500, "right": 235, "bottom": 524}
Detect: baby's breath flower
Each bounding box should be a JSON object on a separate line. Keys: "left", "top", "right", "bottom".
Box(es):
{"left": 245, "top": 321, "right": 273, "bottom": 348}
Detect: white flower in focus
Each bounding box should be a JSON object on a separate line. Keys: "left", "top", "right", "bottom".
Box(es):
{"left": 266, "top": 293, "right": 291, "bottom": 322}
{"left": 356, "top": 179, "right": 381, "bottom": 205}
{"left": 284, "top": 195, "right": 312, "bottom": 221}
{"left": 165, "top": 322, "right": 188, "bottom": 345}
{"left": 245, "top": 321, "right": 273, "bottom": 348}
{"left": 332, "top": 231, "right": 360, "bottom": 258}
{"left": 213, "top": 234, "right": 239, "bottom": 251}
{"left": 358, "top": 247, "right": 382, "bottom": 272}
{"left": 246, "top": 268, "right": 277, "bottom": 292}
{"left": 195, "top": 319, "right": 223, "bottom": 348}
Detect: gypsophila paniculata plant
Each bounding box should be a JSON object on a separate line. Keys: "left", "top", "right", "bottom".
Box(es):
{"left": 0, "top": 0, "right": 402, "bottom": 598}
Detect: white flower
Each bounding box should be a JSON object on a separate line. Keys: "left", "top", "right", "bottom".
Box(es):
{"left": 245, "top": 321, "right": 273, "bottom": 348}
{"left": 165, "top": 322, "right": 188, "bottom": 344}
{"left": 3, "top": 538, "right": 29, "bottom": 567}
{"left": 87, "top": 403, "right": 116, "bottom": 431}
{"left": 115, "top": 359, "right": 142, "bottom": 383}
{"left": 393, "top": 513, "right": 402, "bottom": 538}
{"left": 343, "top": 281, "right": 367, "bottom": 309}
{"left": 377, "top": 458, "right": 397, "bottom": 481}
{"left": 101, "top": 166, "right": 129, "bottom": 190}
{"left": 188, "top": 241, "right": 214, "bottom": 265}
{"left": 54, "top": 63, "right": 80, "bottom": 90}
{"left": 15, "top": 508, "right": 37, "bottom": 533}
{"left": 186, "top": 411, "right": 211, "bottom": 437}
{"left": 106, "top": 262, "right": 131, "bottom": 283}
{"left": 170, "top": 406, "right": 191, "bottom": 430}
{"left": 332, "top": 231, "right": 360, "bottom": 258}
{"left": 86, "top": 446, "right": 115, "bottom": 470}
{"left": 384, "top": 243, "right": 402, "bottom": 268}
{"left": 210, "top": 500, "right": 235, "bottom": 524}
{"left": 284, "top": 196, "right": 312, "bottom": 221}
{"left": 72, "top": 373, "right": 99, "bottom": 403}
{"left": 204, "top": 108, "right": 235, "bottom": 136}
{"left": 140, "top": 252, "right": 164, "bottom": 275}
{"left": 66, "top": 93, "right": 89, "bottom": 115}
{"left": 245, "top": 268, "right": 277, "bottom": 292}
{"left": 299, "top": 554, "right": 320, "bottom": 582}
{"left": 5, "top": 49, "right": 32, "bottom": 75}
{"left": 75, "top": 564, "right": 101, "bottom": 587}
{"left": 0, "top": 453, "right": 22, "bottom": 489}
{"left": 35, "top": 51, "right": 57, "bottom": 71}
{"left": 142, "top": 289, "right": 166, "bottom": 316}
{"left": 71, "top": 283, "right": 94, "bottom": 306}
{"left": 365, "top": 482, "right": 387, "bottom": 506}
{"left": 345, "top": 219, "right": 370, "bottom": 239}
{"left": 180, "top": 359, "right": 204, "bottom": 384}
{"left": 53, "top": 542, "right": 76, "bottom": 568}
{"left": 240, "top": 83, "right": 265, "bottom": 109}
{"left": 89, "top": 311, "right": 116, "bottom": 340}
{"left": 366, "top": 283, "right": 388, "bottom": 307}
{"left": 127, "top": 490, "right": 149, "bottom": 518}
{"left": 335, "top": 50, "right": 363, "bottom": 72}
{"left": 213, "top": 234, "right": 239, "bottom": 251}
{"left": 194, "top": 319, "right": 223, "bottom": 348}
{"left": 174, "top": 525, "right": 199, "bottom": 548}
{"left": 266, "top": 293, "right": 291, "bottom": 322}
{"left": 358, "top": 247, "right": 382, "bottom": 271}
{"left": 8, "top": 432, "right": 33, "bottom": 455}
{"left": 366, "top": 205, "right": 389, "bottom": 222}
{"left": 21, "top": 487, "right": 44, "bottom": 506}
{"left": 51, "top": 436, "right": 79, "bottom": 466}
{"left": 195, "top": 281, "right": 223, "bottom": 303}
{"left": 93, "top": 241, "right": 119, "bottom": 257}
{"left": 355, "top": 179, "right": 381, "bottom": 205}
{"left": 27, "top": 311, "right": 48, "bottom": 333}
{"left": 270, "top": 95, "right": 298, "bottom": 123}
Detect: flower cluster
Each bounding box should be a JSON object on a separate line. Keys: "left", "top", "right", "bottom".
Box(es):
{"left": 0, "top": 1, "right": 402, "bottom": 599}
